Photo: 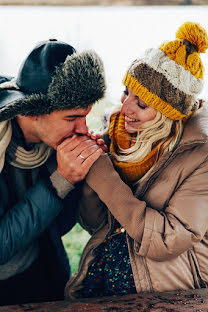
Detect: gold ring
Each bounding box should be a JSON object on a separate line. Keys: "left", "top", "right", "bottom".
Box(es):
{"left": 79, "top": 154, "right": 85, "bottom": 159}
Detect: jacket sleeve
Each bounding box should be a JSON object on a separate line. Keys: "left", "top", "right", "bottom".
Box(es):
{"left": 0, "top": 175, "right": 73, "bottom": 264}
{"left": 54, "top": 188, "right": 80, "bottom": 237}
{"left": 77, "top": 182, "right": 108, "bottom": 235}
{"left": 86, "top": 154, "right": 208, "bottom": 262}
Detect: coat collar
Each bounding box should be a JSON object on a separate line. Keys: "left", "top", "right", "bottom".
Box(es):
{"left": 179, "top": 103, "right": 208, "bottom": 146}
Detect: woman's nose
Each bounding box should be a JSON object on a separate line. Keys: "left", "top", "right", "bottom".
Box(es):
{"left": 121, "top": 99, "right": 134, "bottom": 115}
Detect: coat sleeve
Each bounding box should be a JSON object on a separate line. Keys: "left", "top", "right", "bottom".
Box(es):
{"left": 85, "top": 154, "right": 208, "bottom": 262}
{"left": 54, "top": 187, "right": 80, "bottom": 237}
{"left": 77, "top": 182, "right": 108, "bottom": 235}
{"left": 0, "top": 175, "right": 74, "bottom": 264}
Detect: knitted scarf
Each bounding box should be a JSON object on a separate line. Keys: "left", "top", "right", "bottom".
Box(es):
{"left": 0, "top": 79, "right": 53, "bottom": 172}
{"left": 109, "top": 112, "right": 158, "bottom": 185}
{"left": 0, "top": 120, "right": 53, "bottom": 173}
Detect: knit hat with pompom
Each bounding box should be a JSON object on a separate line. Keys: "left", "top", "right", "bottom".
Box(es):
{"left": 123, "top": 22, "right": 208, "bottom": 120}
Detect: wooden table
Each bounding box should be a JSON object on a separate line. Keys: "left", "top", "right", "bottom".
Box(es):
{"left": 0, "top": 289, "right": 208, "bottom": 311}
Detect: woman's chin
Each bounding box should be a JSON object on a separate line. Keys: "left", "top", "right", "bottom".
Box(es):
{"left": 125, "top": 123, "right": 139, "bottom": 134}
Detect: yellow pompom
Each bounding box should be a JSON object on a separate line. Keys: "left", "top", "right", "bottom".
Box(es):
{"left": 160, "top": 40, "right": 182, "bottom": 59}
{"left": 160, "top": 40, "right": 187, "bottom": 67}
{"left": 186, "top": 52, "right": 204, "bottom": 79}
{"left": 176, "top": 21, "right": 208, "bottom": 53}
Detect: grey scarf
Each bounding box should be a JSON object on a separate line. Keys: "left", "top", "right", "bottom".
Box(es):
{"left": 0, "top": 120, "right": 52, "bottom": 172}
{"left": 0, "top": 79, "right": 53, "bottom": 172}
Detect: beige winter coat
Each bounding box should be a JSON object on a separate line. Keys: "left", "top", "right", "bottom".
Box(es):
{"left": 65, "top": 105, "right": 208, "bottom": 298}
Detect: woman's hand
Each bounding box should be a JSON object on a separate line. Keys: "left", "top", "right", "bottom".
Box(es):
{"left": 87, "top": 130, "right": 108, "bottom": 152}
{"left": 56, "top": 135, "right": 103, "bottom": 185}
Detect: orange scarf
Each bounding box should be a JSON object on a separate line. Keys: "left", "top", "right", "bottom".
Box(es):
{"left": 109, "top": 112, "right": 159, "bottom": 185}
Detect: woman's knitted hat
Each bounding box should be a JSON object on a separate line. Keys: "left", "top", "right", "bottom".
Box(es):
{"left": 123, "top": 22, "right": 208, "bottom": 120}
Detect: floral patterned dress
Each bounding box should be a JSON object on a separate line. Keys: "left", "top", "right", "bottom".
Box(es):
{"left": 82, "top": 221, "right": 137, "bottom": 297}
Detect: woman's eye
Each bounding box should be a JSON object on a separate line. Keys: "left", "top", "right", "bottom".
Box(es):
{"left": 138, "top": 103, "right": 147, "bottom": 109}
{"left": 137, "top": 98, "right": 147, "bottom": 109}
{"left": 123, "top": 89, "right": 128, "bottom": 95}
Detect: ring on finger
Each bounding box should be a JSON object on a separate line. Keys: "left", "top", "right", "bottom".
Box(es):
{"left": 79, "top": 154, "right": 85, "bottom": 159}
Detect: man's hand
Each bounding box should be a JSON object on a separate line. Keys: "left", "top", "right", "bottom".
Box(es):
{"left": 56, "top": 135, "right": 103, "bottom": 185}
{"left": 87, "top": 130, "right": 108, "bottom": 152}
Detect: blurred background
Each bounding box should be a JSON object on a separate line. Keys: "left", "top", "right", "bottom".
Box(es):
{"left": 0, "top": 0, "right": 208, "bottom": 273}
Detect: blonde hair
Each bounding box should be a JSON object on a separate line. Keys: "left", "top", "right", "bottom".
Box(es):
{"left": 111, "top": 110, "right": 183, "bottom": 184}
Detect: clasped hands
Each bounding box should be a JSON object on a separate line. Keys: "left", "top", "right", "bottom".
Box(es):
{"left": 56, "top": 131, "right": 107, "bottom": 185}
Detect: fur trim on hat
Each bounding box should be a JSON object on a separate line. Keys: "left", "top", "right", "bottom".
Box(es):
{"left": 48, "top": 50, "right": 106, "bottom": 111}
{"left": 0, "top": 50, "right": 106, "bottom": 121}
{"left": 0, "top": 94, "right": 48, "bottom": 122}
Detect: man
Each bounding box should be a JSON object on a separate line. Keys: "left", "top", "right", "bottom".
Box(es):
{"left": 0, "top": 39, "right": 106, "bottom": 305}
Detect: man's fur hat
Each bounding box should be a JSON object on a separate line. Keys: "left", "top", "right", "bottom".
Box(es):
{"left": 0, "top": 39, "right": 106, "bottom": 121}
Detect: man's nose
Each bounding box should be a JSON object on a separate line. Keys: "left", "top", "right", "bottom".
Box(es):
{"left": 75, "top": 118, "right": 88, "bottom": 135}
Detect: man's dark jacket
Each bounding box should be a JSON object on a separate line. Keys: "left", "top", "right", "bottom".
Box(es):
{"left": 0, "top": 161, "right": 78, "bottom": 302}
{"left": 0, "top": 76, "right": 77, "bottom": 304}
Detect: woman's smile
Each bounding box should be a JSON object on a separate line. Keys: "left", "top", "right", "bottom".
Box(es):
{"left": 125, "top": 116, "right": 140, "bottom": 123}
{"left": 125, "top": 116, "right": 141, "bottom": 128}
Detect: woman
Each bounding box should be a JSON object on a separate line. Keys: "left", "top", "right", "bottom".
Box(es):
{"left": 65, "top": 21, "right": 208, "bottom": 298}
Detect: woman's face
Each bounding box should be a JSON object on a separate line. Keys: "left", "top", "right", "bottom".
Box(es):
{"left": 121, "top": 88, "right": 157, "bottom": 133}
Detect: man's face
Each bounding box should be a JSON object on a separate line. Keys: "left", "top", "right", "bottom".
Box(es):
{"left": 34, "top": 106, "right": 92, "bottom": 149}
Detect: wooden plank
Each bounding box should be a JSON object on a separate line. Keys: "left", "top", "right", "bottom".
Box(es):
{"left": 191, "top": 0, "right": 208, "bottom": 3}
{"left": 1, "top": 288, "right": 208, "bottom": 311}
{"left": 0, "top": 0, "right": 205, "bottom": 5}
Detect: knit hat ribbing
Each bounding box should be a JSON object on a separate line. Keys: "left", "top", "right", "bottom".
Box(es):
{"left": 123, "top": 22, "right": 208, "bottom": 120}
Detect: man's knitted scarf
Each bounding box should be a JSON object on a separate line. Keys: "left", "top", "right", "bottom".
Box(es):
{"left": 0, "top": 80, "right": 52, "bottom": 172}
{"left": 0, "top": 120, "right": 52, "bottom": 173}
{"left": 109, "top": 112, "right": 158, "bottom": 185}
